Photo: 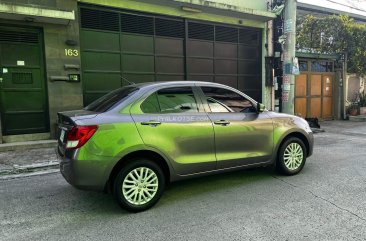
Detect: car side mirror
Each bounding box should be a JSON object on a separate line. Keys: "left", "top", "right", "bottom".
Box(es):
{"left": 257, "top": 103, "right": 265, "bottom": 113}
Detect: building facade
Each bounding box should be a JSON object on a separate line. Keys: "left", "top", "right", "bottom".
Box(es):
{"left": 0, "top": 0, "right": 275, "bottom": 143}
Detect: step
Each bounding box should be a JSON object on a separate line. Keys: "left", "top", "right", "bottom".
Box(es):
{"left": 0, "top": 139, "right": 57, "bottom": 152}
{"left": 349, "top": 115, "right": 366, "bottom": 122}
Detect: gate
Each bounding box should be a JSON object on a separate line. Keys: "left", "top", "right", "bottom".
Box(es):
{"left": 79, "top": 6, "right": 262, "bottom": 106}
{"left": 295, "top": 60, "right": 334, "bottom": 119}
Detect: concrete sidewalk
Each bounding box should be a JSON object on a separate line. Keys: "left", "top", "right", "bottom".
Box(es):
{"left": 0, "top": 141, "right": 58, "bottom": 176}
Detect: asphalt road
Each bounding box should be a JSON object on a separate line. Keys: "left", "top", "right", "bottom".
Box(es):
{"left": 1, "top": 121, "right": 366, "bottom": 241}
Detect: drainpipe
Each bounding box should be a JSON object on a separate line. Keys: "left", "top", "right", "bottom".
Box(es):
{"left": 342, "top": 52, "right": 347, "bottom": 119}
{"left": 281, "top": 0, "right": 296, "bottom": 114}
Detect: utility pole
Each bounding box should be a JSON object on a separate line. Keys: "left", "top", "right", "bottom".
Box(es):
{"left": 281, "top": 0, "right": 297, "bottom": 114}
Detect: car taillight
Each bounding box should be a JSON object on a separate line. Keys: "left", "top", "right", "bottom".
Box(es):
{"left": 66, "top": 125, "right": 98, "bottom": 149}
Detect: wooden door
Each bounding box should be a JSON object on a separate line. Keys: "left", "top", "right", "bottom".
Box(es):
{"left": 295, "top": 74, "right": 307, "bottom": 118}
{"left": 295, "top": 73, "right": 334, "bottom": 119}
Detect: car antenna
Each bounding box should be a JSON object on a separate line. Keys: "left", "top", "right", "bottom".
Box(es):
{"left": 121, "top": 76, "right": 135, "bottom": 85}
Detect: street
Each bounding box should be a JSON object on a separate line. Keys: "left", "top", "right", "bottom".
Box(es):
{"left": 1, "top": 121, "right": 366, "bottom": 241}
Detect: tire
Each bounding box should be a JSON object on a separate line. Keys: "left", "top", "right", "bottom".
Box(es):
{"left": 113, "top": 159, "right": 165, "bottom": 212}
{"left": 276, "top": 137, "right": 307, "bottom": 175}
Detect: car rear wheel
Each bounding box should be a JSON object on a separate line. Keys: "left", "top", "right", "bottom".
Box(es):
{"left": 113, "top": 159, "right": 165, "bottom": 212}
{"left": 276, "top": 137, "right": 306, "bottom": 175}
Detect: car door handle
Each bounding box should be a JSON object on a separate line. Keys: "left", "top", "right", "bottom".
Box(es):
{"left": 141, "top": 120, "right": 161, "bottom": 126}
{"left": 214, "top": 120, "right": 230, "bottom": 126}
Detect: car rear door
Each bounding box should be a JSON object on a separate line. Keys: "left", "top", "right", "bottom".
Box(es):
{"left": 198, "top": 85, "right": 274, "bottom": 169}
{"left": 130, "top": 85, "right": 216, "bottom": 175}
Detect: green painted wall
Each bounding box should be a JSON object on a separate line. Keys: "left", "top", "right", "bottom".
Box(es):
{"left": 208, "top": 0, "right": 267, "bottom": 10}
{"left": 79, "top": 0, "right": 269, "bottom": 28}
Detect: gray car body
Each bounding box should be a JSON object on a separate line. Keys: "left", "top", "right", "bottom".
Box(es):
{"left": 58, "top": 81, "right": 314, "bottom": 191}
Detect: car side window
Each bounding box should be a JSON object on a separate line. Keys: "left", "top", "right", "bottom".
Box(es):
{"left": 201, "top": 87, "right": 256, "bottom": 113}
{"left": 141, "top": 87, "right": 199, "bottom": 113}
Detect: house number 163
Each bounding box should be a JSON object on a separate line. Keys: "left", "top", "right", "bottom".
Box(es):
{"left": 65, "top": 49, "right": 79, "bottom": 57}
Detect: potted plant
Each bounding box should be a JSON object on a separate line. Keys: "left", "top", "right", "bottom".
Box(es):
{"left": 347, "top": 103, "right": 359, "bottom": 116}
{"left": 359, "top": 91, "right": 366, "bottom": 115}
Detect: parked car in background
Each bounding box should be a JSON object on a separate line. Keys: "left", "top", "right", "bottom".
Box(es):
{"left": 57, "top": 81, "right": 313, "bottom": 212}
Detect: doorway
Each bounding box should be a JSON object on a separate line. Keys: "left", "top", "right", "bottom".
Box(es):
{"left": 0, "top": 26, "right": 49, "bottom": 135}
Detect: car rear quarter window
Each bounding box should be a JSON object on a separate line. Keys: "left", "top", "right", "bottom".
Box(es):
{"left": 141, "top": 87, "right": 199, "bottom": 113}
{"left": 201, "top": 86, "right": 256, "bottom": 113}
{"left": 85, "top": 87, "right": 138, "bottom": 112}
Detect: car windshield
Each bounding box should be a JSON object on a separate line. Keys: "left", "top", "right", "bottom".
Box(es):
{"left": 85, "top": 86, "right": 139, "bottom": 112}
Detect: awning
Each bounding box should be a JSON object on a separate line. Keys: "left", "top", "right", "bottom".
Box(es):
{"left": 0, "top": 3, "right": 75, "bottom": 25}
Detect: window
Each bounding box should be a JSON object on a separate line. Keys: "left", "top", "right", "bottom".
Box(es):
{"left": 85, "top": 86, "right": 138, "bottom": 112}
{"left": 141, "top": 87, "right": 199, "bottom": 113}
{"left": 299, "top": 61, "right": 308, "bottom": 72}
{"left": 201, "top": 87, "right": 256, "bottom": 113}
{"left": 311, "top": 61, "right": 333, "bottom": 72}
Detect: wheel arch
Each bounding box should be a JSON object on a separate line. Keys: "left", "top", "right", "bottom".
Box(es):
{"left": 105, "top": 150, "right": 171, "bottom": 193}
{"left": 277, "top": 132, "right": 310, "bottom": 158}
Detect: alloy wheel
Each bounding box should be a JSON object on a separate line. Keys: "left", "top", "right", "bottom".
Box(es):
{"left": 283, "top": 142, "right": 304, "bottom": 170}
{"left": 122, "top": 167, "right": 159, "bottom": 205}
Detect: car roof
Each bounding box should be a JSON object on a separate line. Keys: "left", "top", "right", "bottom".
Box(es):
{"left": 128, "top": 80, "right": 234, "bottom": 90}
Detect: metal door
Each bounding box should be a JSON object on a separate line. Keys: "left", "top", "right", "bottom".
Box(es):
{"left": 79, "top": 6, "right": 262, "bottom": 105}
{"left": 0, "top": 27, "right": 49, "bottom": 135}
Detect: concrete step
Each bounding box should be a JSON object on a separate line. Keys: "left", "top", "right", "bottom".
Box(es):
{"left": 0, "top": 161, "right": 59, "bottom": 176}
{"left": 349, "top": 115, "right": 366, "bottom": 122}
{"left": 0, "top": 139, "right": 57, "bottom": 152}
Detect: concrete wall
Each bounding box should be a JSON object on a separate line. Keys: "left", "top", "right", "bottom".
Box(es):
{"left": 206, "top": 0, "right": 268, "bottom": 10}
{"left": 0, "top": 0, "right": 82, "bottom": 139}
{"left": 346, "top": 74, "right": 365, "bottom": 103}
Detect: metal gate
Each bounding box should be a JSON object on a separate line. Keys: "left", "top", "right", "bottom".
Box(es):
{"left": 295, "top": 60, "right": 334, "bottom": 119}
{"left": 79, "top": 6, "right": 262, "bottom": 106}
{"left": 0, "top": 26, "right": 49, "bottom": 135}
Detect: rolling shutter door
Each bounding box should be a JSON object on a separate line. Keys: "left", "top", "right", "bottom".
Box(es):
{"left": 80, "top": 6, "right": 262, "bottom": 105}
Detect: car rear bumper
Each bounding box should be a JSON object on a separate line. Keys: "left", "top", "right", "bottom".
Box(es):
{"left": 58, "top": 147, "right": 108, "bottom": 191}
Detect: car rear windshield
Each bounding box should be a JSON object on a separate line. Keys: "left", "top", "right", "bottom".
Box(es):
{"left": 85, "top": 87, "right": 139, "bottom": 112}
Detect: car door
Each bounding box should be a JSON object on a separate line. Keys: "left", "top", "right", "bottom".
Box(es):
{"left": 198, "top": 85, "right": 274, "bottom": 169}
{"left": 130, "top": 85, "right": 216, "bottom": 175}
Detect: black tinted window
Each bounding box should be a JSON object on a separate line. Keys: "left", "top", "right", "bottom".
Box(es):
{"left": 141, "top": 87, "right": 199, "bottom": 113}
{"left": 201, "top": 87, "right": 256, "bottom": 113}
{"left": 85, "top": 87, "right": 138, "bottom": 112}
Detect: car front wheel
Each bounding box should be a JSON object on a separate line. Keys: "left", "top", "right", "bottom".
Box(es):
{"left": 113, "top": 159, "right": 165, "bottom": 212}
{"left": 276, "top": 137, "right": 307, "bottom": 175}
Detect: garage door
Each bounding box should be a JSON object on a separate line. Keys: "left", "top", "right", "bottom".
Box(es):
{"left": 79, "top": 6, "right": 262, "bottom": 106}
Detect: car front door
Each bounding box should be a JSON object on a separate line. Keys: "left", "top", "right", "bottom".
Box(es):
{"left": 198, "top": 86, "right": 274, "bottom": 169}
{"left": 130, "top": 85, "right": 216, "bottom": 175}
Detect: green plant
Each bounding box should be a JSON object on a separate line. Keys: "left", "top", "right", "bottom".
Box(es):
{"left": 346, "top": 104, "right": 359, "bottom": 116}
{"left": 297, "top": 15, "right": 366, "bottom": 76}
{"left": 358, "top": 91, "right": 366, "bottom": 107}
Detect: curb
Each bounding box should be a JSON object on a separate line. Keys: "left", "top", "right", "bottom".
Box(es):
{"left": 311, "top": 128, "right": 325, "bottom": 133}
{"left": 0, "top": 140, "right": 57, "bottom": 152}
{"left": 0, "top": 161, "right": 59, "bottom": 176}
{"left": 0, "top": 169, "right": 60, "bottom": 180}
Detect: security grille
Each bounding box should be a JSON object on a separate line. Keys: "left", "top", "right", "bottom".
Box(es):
{"left": 155, "top": 18, "right": 184, "bottom": 38}
{"left": 80, "top": 8, "right": 119, "bottom": 31}
{"left": 188, "top": 22, "right": 214, "bottom": 41}
{"left": 0, "top": 30, "right": 38, "bottom": 43}
{"left": 215, "top": 26, "right": 238, "bottom": 43}
{"left": 121, "top": 13, "right": 154, "bottom": 35}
